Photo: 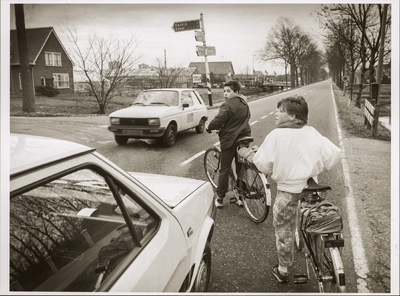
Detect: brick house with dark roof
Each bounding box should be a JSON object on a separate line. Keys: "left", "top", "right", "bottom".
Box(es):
{"left": 10, "top": 27, "right": 74, "bottom": 97}
{"left": 188, "top": 61, "right": 235, "bottom": 84}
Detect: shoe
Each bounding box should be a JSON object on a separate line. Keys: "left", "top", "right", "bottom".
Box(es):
{"left": 272, "top": 264, "right": 288, "bottom": 283}
{"left": 215, "top": 198, "right": 224, "bottom": 208}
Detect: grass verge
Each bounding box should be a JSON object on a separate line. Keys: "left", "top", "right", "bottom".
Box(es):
{"left": 332, "top": 84, "right": 390, "bottom": 141}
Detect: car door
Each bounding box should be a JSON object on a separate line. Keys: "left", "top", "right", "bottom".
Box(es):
{"left": 189, "top": 90, "right": 206, "bottom": 128}
{"left": 180, "top": 90, "right": 196, "bottom": 130}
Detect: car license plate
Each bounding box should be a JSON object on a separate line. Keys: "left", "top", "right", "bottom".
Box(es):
{"left": 122, "top": 130, "right": 143, "bottom": 136}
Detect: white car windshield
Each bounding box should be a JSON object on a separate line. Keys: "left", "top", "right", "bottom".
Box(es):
{"left": 132, "top": 91, "right": 179, "bottom": 106}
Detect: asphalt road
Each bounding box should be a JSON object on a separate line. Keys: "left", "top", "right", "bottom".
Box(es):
{"left": 10, "top": 80, "right": 361, "bottom": 293}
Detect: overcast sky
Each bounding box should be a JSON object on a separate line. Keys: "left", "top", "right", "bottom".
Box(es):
{"left": 6, "top": 1, "right": 328, "bottom": 75}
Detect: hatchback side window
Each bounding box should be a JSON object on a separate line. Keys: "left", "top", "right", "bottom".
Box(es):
{"left": 10, "top": 168, "right": 156, "bottom": 292}
{"left": 181, "top": 91, "right": 194, "bottom": 106}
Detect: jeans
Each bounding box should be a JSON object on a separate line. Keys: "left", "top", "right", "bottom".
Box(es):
{"left": 273, "top": 190, "right": 301, "bottom": 267}
{"left": 216, "top": 145, "right": 242, "bottom": 199}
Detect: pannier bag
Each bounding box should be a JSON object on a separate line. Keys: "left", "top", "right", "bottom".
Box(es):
{"left": 300, "top": 199, "right": 343, "bottom": 235}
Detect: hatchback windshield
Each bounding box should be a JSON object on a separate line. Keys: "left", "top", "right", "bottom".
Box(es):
{"left": 132, "top": 91, "right": 179, "bottom": 106}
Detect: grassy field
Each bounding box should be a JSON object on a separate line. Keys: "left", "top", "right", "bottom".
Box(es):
{"left": 9, "top": 87, "right": 271, "bottom": 116}
{"left": 10, "top": 84, "right": 391, "bottom": 141}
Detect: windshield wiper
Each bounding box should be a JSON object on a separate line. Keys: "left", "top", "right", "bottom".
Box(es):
{"left": 150, "top": 102, "right": 169, "bottom": 106}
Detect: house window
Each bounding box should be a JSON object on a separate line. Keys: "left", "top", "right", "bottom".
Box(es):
{"left": 45, "top": 52, "right": 62, "bottom": 66}
{"left": 53, "top": 73, "right": 69, "bottom": 89}
{"left": 41, "top": 77, "right": 46, "bottom": 86}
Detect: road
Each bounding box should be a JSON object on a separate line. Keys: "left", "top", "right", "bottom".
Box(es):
{"left": 10, "top": 80, "right": 359, "bottom": 293}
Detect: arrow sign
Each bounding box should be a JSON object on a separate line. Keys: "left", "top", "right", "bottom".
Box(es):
{"left": 172, "top": 20, "right": 200, "bottom": 32}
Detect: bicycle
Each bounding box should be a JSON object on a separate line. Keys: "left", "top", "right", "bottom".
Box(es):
{"left": 294, "top": 178, "right": 346, "bottom": 293}
{"left": 203, "top": 135, "right": 271, "bottom": 223}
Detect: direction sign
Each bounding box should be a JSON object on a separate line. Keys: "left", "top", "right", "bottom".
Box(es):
{"left": 172, "top": 20, "right": 200, "bottom": 32}
{"left": 195, "top": 30, "right": 205, "bottom": 42}
{"left": 196, "top": 46, "right": 216, "bottom": 56}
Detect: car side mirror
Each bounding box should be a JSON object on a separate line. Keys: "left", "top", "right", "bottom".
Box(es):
{"left": 182, "top": 103, "right": 189, "bottom": 109}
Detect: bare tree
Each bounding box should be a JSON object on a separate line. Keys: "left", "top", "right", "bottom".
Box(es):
{"left": 319, "top": 4, "right": 391, "bottom": 105}
{"left": 155, "top": 58, "right": 185, "bottom": 88}
{"left": 66, "top": 28, "right": 142, "bottom": 114}
{"left": 260, "top": 17, "right": 298, "bottom": 87}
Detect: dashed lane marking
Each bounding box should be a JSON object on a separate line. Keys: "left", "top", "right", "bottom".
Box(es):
{"left": 179, "top": 150, "right": 206, "bottom": 166}
{"left": 250, "top": 121, "right": 258, "bottom": 125}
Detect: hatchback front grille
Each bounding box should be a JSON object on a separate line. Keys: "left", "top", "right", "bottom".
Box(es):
{"left": 120, "top": 118, "right": 149, "bottom": 126}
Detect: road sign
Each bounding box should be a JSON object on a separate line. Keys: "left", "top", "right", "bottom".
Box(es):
{"left": 342, "top": 76, "right": 348, "bottom": 82}
{"left": 195, "top": 30, "right": 205, "bottom": 42}
{"left": 196, "top": 46, "right": 216, "bottom": 56}
{"left": 172, "top": 20, "right": 200, "bottom": 32}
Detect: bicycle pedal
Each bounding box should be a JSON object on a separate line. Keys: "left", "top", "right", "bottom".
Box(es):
{"left": 229, "top": 197, "right": 237, "bottom": 203}
{"left": 294, "top": 274, "right": 308, "bottom": 284}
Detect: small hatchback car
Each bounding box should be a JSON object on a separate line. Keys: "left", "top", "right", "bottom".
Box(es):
{"left": 9, "top": 134, "right": 216, "bottom": 292}
{"left": 108, "top": 88, "right": 208, "bottom": 146}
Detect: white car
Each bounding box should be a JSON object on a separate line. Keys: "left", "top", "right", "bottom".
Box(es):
{"left": 108, "top": 88, "right": 208, "bottom": 146}
{"left": 9, "top": 134, "right": 216, "bottom": 292}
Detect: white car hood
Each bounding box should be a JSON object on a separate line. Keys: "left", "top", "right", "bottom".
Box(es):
{"left": 110, "top": 106, "right": 176, "bottom": 118}
{"left": 128, "top": 172, "right": 205, "bottom": 208}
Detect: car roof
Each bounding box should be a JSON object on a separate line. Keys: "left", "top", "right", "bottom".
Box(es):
{"left": 10, "top": 133, "right": 94, "bottom": 177}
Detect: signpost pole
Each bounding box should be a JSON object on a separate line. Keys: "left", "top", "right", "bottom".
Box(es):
{"left": 200, "top": 13, "right": 212, "bottom": 106}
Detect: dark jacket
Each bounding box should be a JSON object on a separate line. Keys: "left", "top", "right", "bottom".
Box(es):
{"left": 208, "top": 94, "right": 251, "bottom": 149}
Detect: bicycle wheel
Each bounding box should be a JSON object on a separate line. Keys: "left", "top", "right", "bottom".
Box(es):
{"left": 237, "top": 165, "right": 270, "bottom": 223}
{"left": 317, "top": 234, "right": 346, "bottom": 293}
{"left": 204, "top": 147, "right": 220, "bottom": 189}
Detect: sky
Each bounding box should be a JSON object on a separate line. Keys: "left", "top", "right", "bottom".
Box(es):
{"left": 6, "top": 1, "right": 327, "bottom": 75}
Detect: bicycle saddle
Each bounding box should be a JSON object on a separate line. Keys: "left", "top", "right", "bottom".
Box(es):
{"left": 303, "top": 178, "right": 331, "bottom": 191}
{"left": 236, "top": 136, "right": 254, "bottom": 145}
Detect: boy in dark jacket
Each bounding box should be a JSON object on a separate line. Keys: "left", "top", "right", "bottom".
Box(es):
{"left": 206, "top": 80, "right": 251, "bottom": 208}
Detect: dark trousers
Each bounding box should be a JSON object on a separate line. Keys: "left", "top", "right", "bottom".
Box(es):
{"left": 216, "top": 145, "right": 242, "bottom": 199}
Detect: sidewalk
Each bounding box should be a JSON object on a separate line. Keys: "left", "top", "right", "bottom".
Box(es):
{"left": 342, "top": 135, "right": 392, "bottom": 293}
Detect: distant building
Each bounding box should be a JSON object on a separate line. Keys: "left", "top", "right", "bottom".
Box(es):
{"left": 188, "top": 61, "right": 235, "bottom": 84}
{"left": 124, "top": 64, "right": 198, "bottom": 89}
{"left": 10, "top": 27, "right": 74, "bottom": 97}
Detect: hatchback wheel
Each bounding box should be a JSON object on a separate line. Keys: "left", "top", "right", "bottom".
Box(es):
{"left": 195, "top": 118, "right": 206, "bottom": 133}
{"left": 162, "top": 124, "right": 176, "bottom": 146}
{"left": 115, "top": 135, "right": 128, "bottom": 145}
{"left": 192, "top": 242, "right": 211, "bottom": 292}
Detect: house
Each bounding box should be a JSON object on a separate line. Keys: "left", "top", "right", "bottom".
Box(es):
{"left": 188, "top": 61, "right": 235, "bottom": 84}
{"left": 10, "top": 27, "right": 74, "bottom": 97}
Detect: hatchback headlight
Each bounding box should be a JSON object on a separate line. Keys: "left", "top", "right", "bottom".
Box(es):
{"left": 110, "top": 118, "right": 120, "bottom": 125}
{"left": 148, "top": 118, "right": 160, "bottom": 126}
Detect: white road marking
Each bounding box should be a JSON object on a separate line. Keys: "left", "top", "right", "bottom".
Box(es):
{"left": 262, "top": 115, "right": 268, "bottom": 119}
{"left": 180, "top": 150, "right": 206, "bottom": 166}
{"left": 331, "top": 83, "right": 370, "bottom": 293}
{"left": 269, "top": 111, "right": 275, "bottom": 115}
{"left": 250, "top": 121, "right": 258, "bottom": 125}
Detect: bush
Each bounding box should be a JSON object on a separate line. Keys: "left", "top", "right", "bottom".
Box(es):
{"left": 35, "top": 85, "right": 59, "bottom": 97}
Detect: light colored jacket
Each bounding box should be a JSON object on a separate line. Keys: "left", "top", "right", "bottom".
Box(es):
{"left": 253, "top": 126, "right": 341, "bottom": 193}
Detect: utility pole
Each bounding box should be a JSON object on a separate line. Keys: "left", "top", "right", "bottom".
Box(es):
{"left": 15, "top": 4, "right": 35, "bottom": 112}
{"left": 200, "top": 13, "right": 212, "bottom": 106}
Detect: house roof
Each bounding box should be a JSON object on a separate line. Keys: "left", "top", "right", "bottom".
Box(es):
{"left": 10, "top": 27, "right": 72, "bottom": 65}
{"left": 188, "top": 61, "right": 235, "bottom": 75}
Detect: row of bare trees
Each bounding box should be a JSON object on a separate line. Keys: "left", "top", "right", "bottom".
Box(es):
{"left": 257, "top": 17, "right": 325, "bottom": 88}
{"left": 318, "top": 4, "right": 391, "bottom": 105}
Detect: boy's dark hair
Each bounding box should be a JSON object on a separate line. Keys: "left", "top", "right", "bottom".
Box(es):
{"left": 224, "top": 80, "right": 241, "bottom": 93}
{"left": 277, "top": 96, "right": 308, "bottom": 124}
